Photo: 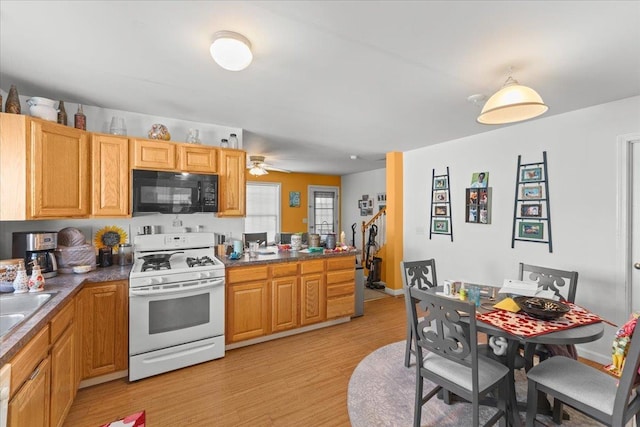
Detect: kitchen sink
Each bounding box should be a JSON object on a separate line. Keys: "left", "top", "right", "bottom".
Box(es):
{"left": 0, "top": 292, "right": 56, "bottom": 338}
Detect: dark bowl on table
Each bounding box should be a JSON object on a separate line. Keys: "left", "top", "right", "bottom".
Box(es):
{"left": 513, "top": 296, "right": 570, "bottom": 320}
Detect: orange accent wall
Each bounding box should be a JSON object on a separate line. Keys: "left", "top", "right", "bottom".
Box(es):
{"left": 245, "top": 170, "right": 341, "bottom": 233}
{"left": 385, "top": 152, "right": 403, "bottom": 291}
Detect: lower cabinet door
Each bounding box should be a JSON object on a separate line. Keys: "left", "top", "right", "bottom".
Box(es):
{"left": 271, "top": 276, "right": 298, "bottom": 332}
{"left": 50, "top": 325, "right": 75, "bottom": 427}
{"left": 8, "top": 356, "right": 51, "bottom": 427}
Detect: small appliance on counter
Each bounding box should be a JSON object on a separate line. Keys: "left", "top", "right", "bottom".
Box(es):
{"left": 55, "top": 227, "right": 97, "bottom": 273}
{"left": 12, "top": 231, "right": 58, "bottom": 278}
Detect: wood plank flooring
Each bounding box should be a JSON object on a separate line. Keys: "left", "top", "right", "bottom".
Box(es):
{"left": 64, "top": 296, "right": 407, "bottom": 427}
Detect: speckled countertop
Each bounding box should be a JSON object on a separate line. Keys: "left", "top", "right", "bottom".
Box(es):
{"left": 0, "top": 265, "right": 131, "bottom": 366}
{"left": 220, "top": 248, "right": 358, "bottom": 268}
{"left": 0, "top": 250, "right": 358, "bottom": 366}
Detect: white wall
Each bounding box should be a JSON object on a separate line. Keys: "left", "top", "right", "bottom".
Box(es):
{"left": 341, "top": 168, "right": 386, "bottom": 252}
{"left": 404, "top": 96, "right": 640, "bottom": 363}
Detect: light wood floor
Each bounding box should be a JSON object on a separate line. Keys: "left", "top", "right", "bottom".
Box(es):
{"left": 64, "top": 296, "right": 407, "bottom": 427}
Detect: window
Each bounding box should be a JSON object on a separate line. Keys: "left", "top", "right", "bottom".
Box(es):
{"left": 245, "top": 182, "right": 280, "bottom": 244}
{"left": 308, "top": 185, "right": 339, "bottom": 239}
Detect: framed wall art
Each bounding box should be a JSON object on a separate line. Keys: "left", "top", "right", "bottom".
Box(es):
{"left": 521, "top": 185, "right": 542, "bottom": 199}
{"left": 521, "top": 167, "right": 542, "bottom": 182}
{"left": 434, "top": 177, "right": 448, "bottom": 189}
{"left": 434, "top": 191, "right": 448, "bottom": 203}
{"left": 289, "top": 191, "right": 301, "bottom": 207}
{"left": 434, "top": 205, "right": 448, "bottom": 216}
{"left": 432, "top": 219, "right": 449, "bottom": 233}
{"left": 520, "top": 203, "right": 542, "bottom": 217}
{"left": 519, "top": 222, "right": 544, "bottom": 239}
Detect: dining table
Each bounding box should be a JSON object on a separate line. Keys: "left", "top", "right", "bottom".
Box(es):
{"left": 426, "top": 286, "right": 605, "bottom": 427}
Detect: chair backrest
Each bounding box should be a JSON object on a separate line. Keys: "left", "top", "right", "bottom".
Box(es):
{"left": 401, "top": 259, "right": 438, "bottom": 291}
{"left": 613, "top": 328, "right": 640, "bottom": 425}
{"left": 409, "top": 287, "right": 479, "bottom": 384}
{"left": 278, "top": 232, "right": 293, "bottom": 244}
{"left": 518, "top": 263, "right": 578, "bottom": 302}
{"left": 243, "top": 232, "right": 268, "bottom": 248}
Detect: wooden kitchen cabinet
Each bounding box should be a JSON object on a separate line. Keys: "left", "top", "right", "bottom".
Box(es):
{"left": 92, "top": 133, "right": 130, "bottom": 217}
{"left": 130, "top": 138, "right": 177, "bottom": 170}
{"left": 8, "top": 356, "right": 51, "bottom": 427}
{"left": 49, "top": 299, "right": 76, "bottom": 427}
{"left": 0, "top": 114, "right": 90, "bottom": 220}
{"left": 7, "top": 326, "right": 50, "bottom": 427}
{"left": 270, "top": 263, "right": 299, "bottom": 332}
{"left": 326, "top": 256, "right": 356, "bottom": 319}
{"left": 226, "top": 266, "right": 269, "bottom": 343}
{"left": 217, "top": 149, "right": 246, "bottom": 217}
{"left": 77, "top": 280, "right": 128, "bottom": 379}
{"left": 178, "top": 144, "right": 218, "bottom": 173}
{"left": 300, "top": 260, "right": 326, "bottom": 326}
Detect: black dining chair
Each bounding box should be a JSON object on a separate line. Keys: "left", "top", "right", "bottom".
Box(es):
{"left": 525, "top": 331, "right": 640, "bottom": 427}
{"left": 400, "top": 259, "right": 438, "bottom": 368}
{"left": 408, "top": 287, "right": 511, "bottom": 427}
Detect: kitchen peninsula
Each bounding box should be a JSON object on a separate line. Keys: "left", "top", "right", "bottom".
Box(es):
{"left": 222, "top": 249, "right": 357, "bottom": 348}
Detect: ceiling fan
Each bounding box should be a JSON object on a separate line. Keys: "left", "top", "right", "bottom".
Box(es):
{"left": 247, "top": 155, "right": 291, "bottom": 176}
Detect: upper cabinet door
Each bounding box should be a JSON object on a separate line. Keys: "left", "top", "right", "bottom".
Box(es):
{"left": 130, "top": 139, "right": 177, "bottom": 170}
{"left": 178, "top": 145, "right": 218, "bottom": 173}
{"left": 30, "top": 120, "right": 90, "bottom": 218}
{"left": 92, "top": 134, "right": 129, "bottom": 217}
{"left": 218, "top": 149, "right": 246, "bottom": 217}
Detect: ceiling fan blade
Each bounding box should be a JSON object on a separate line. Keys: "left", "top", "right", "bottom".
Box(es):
{"left": 264, "top": 165, "right": 291, "bottom": 173}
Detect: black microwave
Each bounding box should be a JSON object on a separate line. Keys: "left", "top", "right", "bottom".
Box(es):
{"left": 132, "top": 170, "right": 218, "bottom": 215}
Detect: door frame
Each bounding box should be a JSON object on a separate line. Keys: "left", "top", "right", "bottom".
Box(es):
{"left": 617, "top": 133, "right": 639, "bottom": 316}
{"left": 307, "top": 185, "right": 340, "bottom": 236}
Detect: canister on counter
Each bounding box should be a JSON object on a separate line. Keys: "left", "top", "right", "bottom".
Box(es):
{"left": 118, "top": 243, "right": 133, "bottom": 266}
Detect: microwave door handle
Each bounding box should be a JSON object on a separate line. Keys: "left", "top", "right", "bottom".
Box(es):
{"left": 197, "top": 182, "right": 202, "bottom": 206}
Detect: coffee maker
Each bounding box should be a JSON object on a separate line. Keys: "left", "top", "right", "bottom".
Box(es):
{"left": 12, "top": 231, "right": 58, "bottom": 278}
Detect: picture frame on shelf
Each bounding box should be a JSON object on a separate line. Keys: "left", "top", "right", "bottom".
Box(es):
{"left": 470, "top": 171, "right": 489, "bottom": 188}
{"left": 434, "top": 177, "right": 448, "bottom": 189}
{"left": 467, "top": 206, "right": 478, "bottom": 223}
{"left": 468, "top": 189, "right": 478, "bottom": 204}
{"left": 522, "top": 185, "right": 543, "bottom": 199}
{"left": 434, "top": 191, "right": 448, "bottom": 202}
{"left": 519, "top": 222, "right": 544, "bottom": 239}
{"left": 521, "top": 203, "right": 542, "bottom": 217}
{"left": 479, "top": 208, "right": 488, "bottom": 224}
{"left": 433, "top": 219, "right": 449, "bottom": 233}
{"left": 479, "top": 189, "right": 488, "bottom": 204}
{"left": 434, "top": 205, "right": 448, "bottom": 216}
{"left": 521, "top": 167, "right": 542, "bottom": 182}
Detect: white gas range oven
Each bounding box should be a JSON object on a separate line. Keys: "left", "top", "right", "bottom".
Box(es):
{"left": 129, "top": 232, "right": 225, "bottom": 381}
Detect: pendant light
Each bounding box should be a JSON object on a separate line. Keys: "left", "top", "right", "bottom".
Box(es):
{"left": 210, "top": 31, "right": 253, "bottom": 71}
{"left": 477, "top": 74, "right": 548, "bottom": 125}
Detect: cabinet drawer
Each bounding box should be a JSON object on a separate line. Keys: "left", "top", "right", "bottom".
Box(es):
{"left": 300, "top": 260, "right": 324, "bottom": 275}
{"left": 10, "top": 325, "right": 49, "bottom": 399}
{"left": 327, "top": 282, "right": 355, "bottom": 298}
{"left": 327, "top": 295, "right": 355, "bottom": 319}
{"left": 326, "top": 256, "right": 355, "bottom": 271}
{"left": 228, "top": 265, "right": 268, "bottom": 283}
{"left": 271, "top": 263, "right": 298, "bottom": 278}
{"left": 50, "top": 299, "right": 74, "bottom": 343}
{"left": 326, "top": 269, "right": 355, "bottom": 285}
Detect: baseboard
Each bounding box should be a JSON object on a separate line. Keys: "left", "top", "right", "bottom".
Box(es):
{"left": 79, "top": 370, "right": 128, "bottom": 389}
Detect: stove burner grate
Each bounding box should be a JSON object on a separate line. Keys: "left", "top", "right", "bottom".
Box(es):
{"left": 186, "top": 256, "right": 215, "bottom": 267}
{"left": 142, "top": 260, "right": 171, "bottom": 271}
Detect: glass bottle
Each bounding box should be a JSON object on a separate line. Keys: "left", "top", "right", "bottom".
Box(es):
{"left": 229, "top": 133, "right": 238, "bottom": 149}
{"left": 74, "top": 104, "right": 86, "bottom": 130}
{"left": 220, "top": 138, "right": 229, "bottom": 148}
{"left": 57, "top": 100, "right": 68, "bottom": 125}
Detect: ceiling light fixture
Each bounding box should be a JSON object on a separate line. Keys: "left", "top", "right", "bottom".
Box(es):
{"left": 249, "top": 165, "right": 268, "bottom": 176}
{"left": 209, "top": 31, "right": 253, "bottom": 71}
{"left": 477, "top": 72, "right": 548, "bottom": 125}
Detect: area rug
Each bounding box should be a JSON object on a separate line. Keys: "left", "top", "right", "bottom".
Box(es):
{"left": 347, "top": 341, "right": 600, "bottom": 427}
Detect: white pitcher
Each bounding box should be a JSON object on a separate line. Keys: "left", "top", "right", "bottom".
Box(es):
{"left": 26, "top": 97, "right": 58, "bottom": 121}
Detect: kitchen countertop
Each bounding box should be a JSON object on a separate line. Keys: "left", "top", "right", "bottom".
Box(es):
{"left": 220, "top": 247, "right": 358, "bottom": 268}
{"left": 0, "top": 265, "right": 131, "bottom": 366}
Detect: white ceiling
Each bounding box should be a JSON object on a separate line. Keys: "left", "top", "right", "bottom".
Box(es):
{"left": 1, "top": 1, "right": 639, "bottom": 175}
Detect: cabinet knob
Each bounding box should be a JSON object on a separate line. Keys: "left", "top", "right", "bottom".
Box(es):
{"left": 634, "top": 262, "right": 640, "bottom": 270}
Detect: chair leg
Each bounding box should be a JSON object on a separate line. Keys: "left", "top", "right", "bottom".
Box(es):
{"left": 526, "top": 380, "right": 539, "bottom": 427}
{"left": 414, "top": 369, "right": 423, "bottom": 427}
{"left": 552, "top": 399, "right": 563, "bottom": 425}
{"left": 472, "top": 397, "right": 479, "bottom": 427}
{"left": 405, "top": 326, "right": 413, "bottom": 367}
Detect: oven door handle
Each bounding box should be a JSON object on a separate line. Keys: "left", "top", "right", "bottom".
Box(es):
{"left": 130, "top": 278, "right": 224, "bottom": 297}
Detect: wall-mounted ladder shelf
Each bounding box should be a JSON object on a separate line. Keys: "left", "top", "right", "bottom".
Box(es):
{"left": 430, "top": 167, "right": 453, "bottom": 242}
{"left": 511, "top": 151, "right": 553, "bottom": 252}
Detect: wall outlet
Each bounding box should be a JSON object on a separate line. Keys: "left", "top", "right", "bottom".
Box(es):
{"left": 173, "top": 219, "right": 182, "bottom": 227}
